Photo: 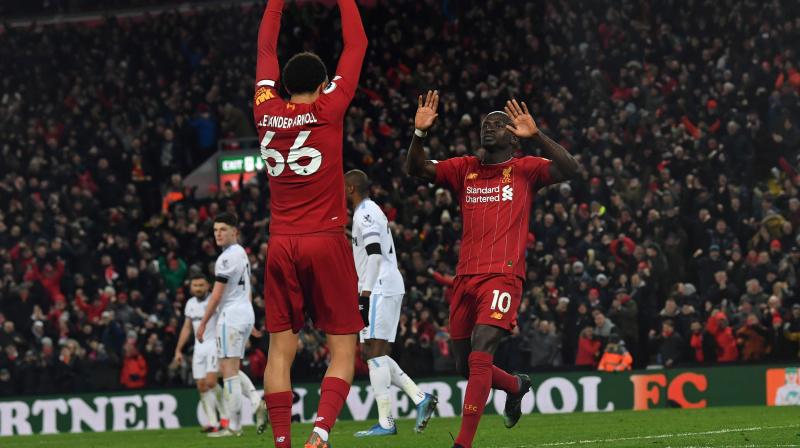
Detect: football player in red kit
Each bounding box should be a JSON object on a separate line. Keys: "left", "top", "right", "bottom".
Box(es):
{"left": 253, "top": 1, "right": 368, "bottom": 447}
{"left": 405, "top": 91, "right": 579, "bottom": 448}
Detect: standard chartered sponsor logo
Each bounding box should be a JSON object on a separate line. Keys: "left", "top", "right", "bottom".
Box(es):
{"left": 464, "top": 184, "right": 514, "bottom": 203}
{"left": 502, "top": 185, "right": 513, "bottom": 201}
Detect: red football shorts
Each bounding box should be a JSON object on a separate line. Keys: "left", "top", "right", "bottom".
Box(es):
{"left": 449, "top": 273, "right": 523, "bottom": 340}
{"left": 264, "top": 232, "right": 362, "bottom": 335}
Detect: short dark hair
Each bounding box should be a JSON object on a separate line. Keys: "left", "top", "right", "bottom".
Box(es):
{"left": 345, "top": 169, "right": 370, "bottom": 196}
{"left": 283, "top": 52, "right": 328, "bottom": 95}
{"left": 214, "top": 212, "right": 238, "bottom": 228}
{"left": 189, "top": 272, "right": 208, "bottom": 282}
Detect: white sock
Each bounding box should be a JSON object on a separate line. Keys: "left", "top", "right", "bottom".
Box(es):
{"left": 368, "top": 356, "right": 394, "bottom": 429}
{"left": 312, "top": 426, "right": 329, "bottom": 441}
{"left": 201, "top": 390, "right": 219, "bottom": 427}
{"left": 223, "top": 376, "right": 243, "bottom": 431}
{"left": 213, "top": 383, "right": 228, "bottom": 422}
{"left": 237, "top": 370, "right": 260, "bottom": 409}
{"left": 386, "top": 356, "right": 425, "bottom": 405}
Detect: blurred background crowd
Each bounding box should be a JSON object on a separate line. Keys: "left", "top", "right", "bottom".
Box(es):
{"left": 1, "top": 0, "right": 799, "bottom": 396}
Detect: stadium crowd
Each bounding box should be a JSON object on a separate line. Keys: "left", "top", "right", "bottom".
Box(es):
{"left": 1, "top": 0, "right": 799, "bottom": 396}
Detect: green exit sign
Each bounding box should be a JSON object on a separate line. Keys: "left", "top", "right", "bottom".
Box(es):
{"left": 219, "top": 154, "right": 264, "bottom": 174}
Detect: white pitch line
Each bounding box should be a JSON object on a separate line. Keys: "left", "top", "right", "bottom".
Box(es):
{"left": 531, "top": 424, "right": 800, "bottom": 447}
{"left": 668, "top": 445, "right": 800, "bottom": 448}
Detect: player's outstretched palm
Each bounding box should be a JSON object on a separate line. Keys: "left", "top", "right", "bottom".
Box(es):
{"left": 415, "top": 90, "right": 439, "bottom": 131}
{"left": 504, "top": 99, "right": 539, "bottom": 138}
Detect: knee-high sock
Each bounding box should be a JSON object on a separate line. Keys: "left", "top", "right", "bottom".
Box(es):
{"left": 454, "top": 351, "right": 493, "bottom": 448}
{"left": 265, "top": 391, "right": 292, "bottom": 448}
{"left": 213, "top": 383, "right": 228, "bottom": 423}
{"left": 385, "top": 356, "right": 425, "bottom": 405}
{"left": 201, "top": 389, "right": 219, "bottom": 427}
{"left": 312, "top": 377, "right": 350, "bottom": 441}
{"left": 368, "top": 356, "right": 394, "bottom": 429}
{"left": 237, "top": 370, "right": 260, "bottom": 408}
{"left": 492, "top": 366, "right": 520, "bottom": 394}
{"left": 223, "top": 376, "right": 243, "bottom": 431}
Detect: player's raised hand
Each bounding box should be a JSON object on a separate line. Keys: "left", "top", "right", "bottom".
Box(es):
{"left": 504, "top": 99, "right": 539, "bottom": 138}
{"left": 415, "top": 90, "right": 440, "bottom": 132}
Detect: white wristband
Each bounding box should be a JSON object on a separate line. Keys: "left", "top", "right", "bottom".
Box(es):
{"left": 414, "top": 128, "right": 428, "bottom": 138}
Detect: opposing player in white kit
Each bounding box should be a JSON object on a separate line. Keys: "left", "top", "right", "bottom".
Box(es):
{"left": 197, "top": 212, "right": 267, "bottom": 437}
{"left": 344, "top": 170, "right": 438, "bottom": 437}
{"left": 174, "top": 273, "right": 228, "bottom": 433}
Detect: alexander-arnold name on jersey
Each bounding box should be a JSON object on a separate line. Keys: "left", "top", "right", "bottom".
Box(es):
{"left": 257, "top": 113, "right": 318, "bottom": 129}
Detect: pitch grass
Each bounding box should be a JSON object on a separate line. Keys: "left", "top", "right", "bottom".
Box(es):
{"left": 12, "top": 406, "right": 800, "bottom": 448}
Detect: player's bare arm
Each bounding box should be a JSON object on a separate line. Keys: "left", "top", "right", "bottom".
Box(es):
{"left": 196, "top": 281, "right": 225, "bottom": 343}
{"left": 405, "top": 90, "right": 439, "bottom": 180}
{"left": 173, "top": 317, "right": 192, "bottom": 364}
{"left": 504, "top": 99, "right": 579, "bottom": 183}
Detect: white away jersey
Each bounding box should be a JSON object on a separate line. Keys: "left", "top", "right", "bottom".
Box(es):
{"left": 351, "top": 199, "right": 405, "bottom": 296}
{"left": 214, "top": 244, "right": 255, "bottom": 325}
{"left": 184, "top": 294, "right": 217, "bottom": 350}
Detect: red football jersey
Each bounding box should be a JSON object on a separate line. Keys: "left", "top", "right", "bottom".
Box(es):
{"left": 253, "top": 0, "right": 366, "bottom": 236}
{"left": 435, "top": 155, "right": 554, "bottom": 279}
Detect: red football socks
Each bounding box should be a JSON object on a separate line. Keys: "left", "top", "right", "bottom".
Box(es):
{"left": 492, "top": 366, "right": 520, "bottom": 394}
{"left": 455, "top": 351, "right": 494, "bottom": 448}
{"left": 265, "top": 391, "right": 293, "bottom": 447}
{"left": 315, "top": 376, "right": 351, "bottom": 433}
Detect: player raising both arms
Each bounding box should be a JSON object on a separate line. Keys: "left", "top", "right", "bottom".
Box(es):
{"left": 344, "top": 170, "right": 438, "bottom": 438}
{"left": 405, "top": 92, "right": 579, "bottom": 448}
{"left": 254, "top": 1, "right": 368, "bottom": 447}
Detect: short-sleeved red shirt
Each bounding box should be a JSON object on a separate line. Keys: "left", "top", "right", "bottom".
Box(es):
{"left": 435, "top": 155, "right": 553, "bottom": 279}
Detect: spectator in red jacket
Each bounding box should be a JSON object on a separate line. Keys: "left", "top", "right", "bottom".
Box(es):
{"left": 689, "top": 320, "right": 717, "bottom": 363}
{"left": 120, "top": 343, "right": 147, "bottom": 389}
{"left": 24, "top": 259, "right": 65, "bottom": 303}
{"left": 74, "top": 289, "right": 111, "bottom": 323}
{"left": 575, "top": 327, "right": 602, "bottom": 367}
{"left": 706, "top": 312, "right": 740, "bottom": 362}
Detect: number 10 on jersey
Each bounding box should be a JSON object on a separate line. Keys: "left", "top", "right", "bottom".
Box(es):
{"left": 260, "top": 130, "right": 322, "bottom": 176}
{"left": 491, "top": 290, "right": 511, "bottom": 313}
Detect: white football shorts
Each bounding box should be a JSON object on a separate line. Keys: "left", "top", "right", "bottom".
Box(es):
{"left": 216, "top": 320, "right": 253, "bottom": 359}
{"left": 359, "top": 293, "right": 404, "bottom": 343}
{"left": 192, "top": 343, "right": 218, "bottom": 379}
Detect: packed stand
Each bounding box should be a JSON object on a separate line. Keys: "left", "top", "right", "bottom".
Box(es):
{"left": 1, "top": 0, "right": 799, "bottom": 396}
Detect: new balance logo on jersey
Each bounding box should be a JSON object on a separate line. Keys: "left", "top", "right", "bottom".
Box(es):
{"left": 502, "top": 185, "right": 513, "bottom": 201}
